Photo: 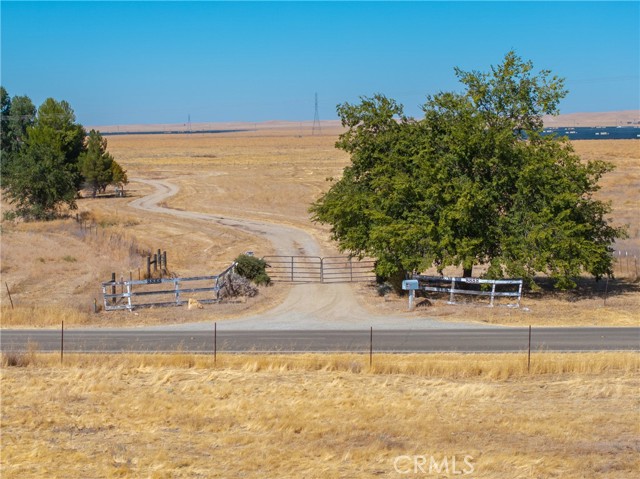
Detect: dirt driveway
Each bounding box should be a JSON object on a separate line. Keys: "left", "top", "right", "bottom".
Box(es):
{"left": 128, "top": 178, "right": 485, "bottom": 331}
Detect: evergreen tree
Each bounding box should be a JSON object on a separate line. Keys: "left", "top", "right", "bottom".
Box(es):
{"left": 79, "top": 129, "right": 116, "bottom": 197}
{"left": 1, "top": 96, "right": 85, "bottom": 220}
{"left": 110, "top": 160, "right": 128, "bottom": 190}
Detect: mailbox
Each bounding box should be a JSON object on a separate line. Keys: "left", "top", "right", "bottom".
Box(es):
{"left": 402, "top": 279, "right": 419, "bottom": 291}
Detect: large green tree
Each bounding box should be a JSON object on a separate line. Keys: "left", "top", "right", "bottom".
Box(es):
{"left": 310, "top": 52, "right": 626, "bottom": 289}
{"left": 27, "top": 98, "right": 86, "bottom": 190}
{"left": 2, "top": 95, "right": 85, "bottom": 220}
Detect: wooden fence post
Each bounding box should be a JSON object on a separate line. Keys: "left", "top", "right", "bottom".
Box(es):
{"left": 5, "top": 282, "right": 14, "bottom": 309}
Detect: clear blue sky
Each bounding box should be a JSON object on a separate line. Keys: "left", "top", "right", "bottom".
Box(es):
{"left": 2, "top": 1, "right": 639, "bottom": 126}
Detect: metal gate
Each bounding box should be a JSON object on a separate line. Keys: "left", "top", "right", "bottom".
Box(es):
{"left": 262, "top": 256, "right": 375, "bottom": 283}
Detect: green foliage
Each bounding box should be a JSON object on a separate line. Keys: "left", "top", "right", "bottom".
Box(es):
{"left": 1, "top": 90, "right": 125, "bottom": 220}
{"left": 310, "top": 52, "right": 627, "bottom": 290}
{"left": 234, "top": 254, "right": 271, "bottom": 286}
{"left": 29, "top": 98, "right": 86, "bottom": 190}
{"left": 1, "top": 88, "right": 36, "bottom": 171}
{"left": 79, "top": 130, "right": 127, "bottom": 197}
{"left": 3, "top": 138, "right": 78, "bottom": 220}
{"left": 1, "top": 95, "right": 84, "bottom": 220}
{"left": 110, "top": 160, "right": 128, "bottom": 188}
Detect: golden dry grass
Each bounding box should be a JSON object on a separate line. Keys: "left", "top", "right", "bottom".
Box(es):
{"left": 572, "top": 140, "right": 640, "bottom": 250}
{"left": 1, "top": 130, "right": 638, "bottom": 327}
{"left": 2, "top": 352, "right": 639, "bottom": 478}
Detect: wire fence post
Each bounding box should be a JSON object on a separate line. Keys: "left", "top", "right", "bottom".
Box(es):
{"left": 214, "top": 322, "right": 217, "bottom": 365}
{"left": 5, "top": 282, "right": 14, "bottom": 309}
{"left": 527, "top": 325, "right": 532, "bottom": 373}
{"left": 369, "top": 327, "right": 373, "bottom": 368}
{"left": 61, "top": 321, "right": 64, "bottom": 364}
{"left": 111, "top": 273, "right": 116, "bottom": 304}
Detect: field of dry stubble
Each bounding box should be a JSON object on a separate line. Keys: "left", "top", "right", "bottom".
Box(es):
{"left": 1, "top": 128, "right": 638, "bottom": 327}
{"left": 1, "top": 352, "right": 639, "bottom": 479}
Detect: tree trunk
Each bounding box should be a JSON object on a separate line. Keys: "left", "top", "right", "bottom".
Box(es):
{"left": 463, "top": 266, "right": 473, "bottom": 278}
{"left": 377, "top": 267, "right": 408, "bottom": 295}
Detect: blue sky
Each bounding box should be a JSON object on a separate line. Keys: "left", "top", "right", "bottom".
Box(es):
{"left": 1, "top": 1, "right": 639, "bottom": 126}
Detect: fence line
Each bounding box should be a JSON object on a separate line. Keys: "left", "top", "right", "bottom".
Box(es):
{"left": 101, "top": 263, "right": 236, "bottom": 311}
{"left": 413, "top": 275, "right": 523, "bottom": 307}
{"left": 613, "top": 250, "right": 639, "bottom": 278}
{"left": 263, "top": 255, "right": 376, "bottom": 283}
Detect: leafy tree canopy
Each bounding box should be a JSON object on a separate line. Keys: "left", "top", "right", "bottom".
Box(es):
{"left": 2, "top": 94, "right": 85, "bottom": 219}
{"left": 2, "top": 89, "right": 128, "bottom": 220}
{"left": 27, "top": 97, "right": 86, "bottom": 190}
{"left": 310, "top": 52, "right": 627, "bottom": 289}
{"left": 1, "top": 87, "right": 36, "bottom": 160}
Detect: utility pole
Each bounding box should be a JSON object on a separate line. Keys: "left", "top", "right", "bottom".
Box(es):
{"left": 312, "top": 93, "right": 321, "bottom": 135}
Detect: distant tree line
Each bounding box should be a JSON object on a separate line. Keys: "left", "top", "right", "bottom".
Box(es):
{"left": 1, "top": 87, "right": 127, "bottom": 221}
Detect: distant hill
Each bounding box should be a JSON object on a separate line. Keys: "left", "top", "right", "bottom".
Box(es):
{"left": 89, "top": 111, "right": 639, "bottom": 134}
{"left": 542, "top": 110, "right": 639, "bottom": 127}
{"left": 88, "top": 120, "right": 343, "bottom": 135}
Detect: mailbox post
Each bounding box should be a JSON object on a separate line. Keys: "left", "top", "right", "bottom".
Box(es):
{"left": 402, "top": 279, "right": 419, "bottom": 311}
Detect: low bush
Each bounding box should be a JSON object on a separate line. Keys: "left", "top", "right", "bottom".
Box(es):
{"left": 234, "top": 254, "right": 271, "bottom": 286}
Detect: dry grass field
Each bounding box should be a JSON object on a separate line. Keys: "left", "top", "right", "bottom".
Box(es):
{"left": 2, "top": 352, "right": 639, "bottom": 478}
{"left": 1, "top": 127, "right": 638, "bottom": 327}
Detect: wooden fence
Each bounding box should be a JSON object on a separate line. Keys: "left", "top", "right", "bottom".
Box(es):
{"left": 102, "top": 263, "right": 236, "bottom": 311}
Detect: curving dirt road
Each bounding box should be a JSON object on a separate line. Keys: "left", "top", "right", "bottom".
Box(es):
{"left": 128, "top": 178, "right": 488, "bottom": 330}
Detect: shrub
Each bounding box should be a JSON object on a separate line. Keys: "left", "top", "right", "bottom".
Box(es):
{"left": 234, "top": 254, "right": 271, "bottom": 286}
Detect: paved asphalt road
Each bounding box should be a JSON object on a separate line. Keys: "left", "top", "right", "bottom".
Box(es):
{"left": 1, "top": 328, "right": 638, "bottom": 353}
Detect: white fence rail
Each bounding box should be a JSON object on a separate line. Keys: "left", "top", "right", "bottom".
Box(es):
{"left": 414, "top": 275, "right": 523, "bottom": 307}
{"left": 102, "top": 264, "right": 236, "bottom": 311}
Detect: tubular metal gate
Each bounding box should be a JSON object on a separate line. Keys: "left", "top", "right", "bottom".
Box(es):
{"left": 263, "top": 256, "right": 376, "bottom": 283}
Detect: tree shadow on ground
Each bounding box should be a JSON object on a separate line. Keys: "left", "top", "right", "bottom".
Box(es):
{"left": 527, "top": 276, "right": 639, "bottom": 302}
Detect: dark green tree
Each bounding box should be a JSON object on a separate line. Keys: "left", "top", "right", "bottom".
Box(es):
{"left": 3, "top": 140, "right": 78, "bottom": 220}
{"left": 28, "top": 98, "right": 86, "bottom": 190}
{"left": 1, "top": 88, "right": 36, "bottom": 162}
{"left": 2, "top": 97, "right": 85, "bottom": 220}
{"left": 79, "top": 130, "right": 116, "bottom": 197}
{"left": 310, "top": 52, "right": 626, "bottom": 290}
{"left": 1, "top": 87, "right": 10, "bottom": 153}
{"left": 110, "top": 161, "right": 128, "bottom": 189}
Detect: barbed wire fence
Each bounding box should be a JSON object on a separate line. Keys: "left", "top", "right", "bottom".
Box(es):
{"left": 613, "top": 250, "right": 639, "bottom": 279}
